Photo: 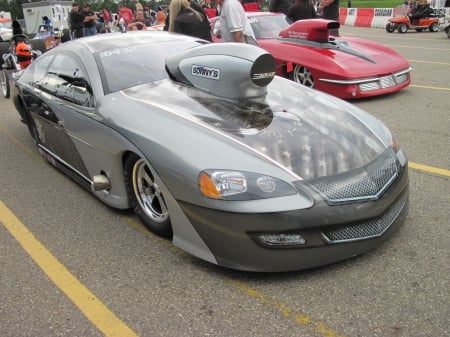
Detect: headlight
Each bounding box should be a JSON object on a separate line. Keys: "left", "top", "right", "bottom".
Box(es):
{"left": 199, "top": 170, "right": 297, "bottom": 200}
{"left": 378, "top": 121, "right": 399, "bottom": 152}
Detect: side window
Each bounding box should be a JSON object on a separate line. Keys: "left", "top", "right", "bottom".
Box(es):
{"left": 20, "top": 54, "right": 54, "bottom": 85}
{"left": 41, "top": 54, "right": 94, "bottom": 108}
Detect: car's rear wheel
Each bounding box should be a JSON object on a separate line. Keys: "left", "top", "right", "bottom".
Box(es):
{"left": 124, "top": 154, "right": 172, "bottom": 237}
{"left": 429, "top": 22, "right": 439, "bottom": 32}
{"left": 397, "top": 23, "right": 408, "bottom": 33}
{"left": 385, "top": 23, "right": 396, "bottom": 33}
{"left": 1, "top": 69, "right": 10, "bottom": 98}
{"left": 289, "top": 64, "right": 314, "bottom": 88}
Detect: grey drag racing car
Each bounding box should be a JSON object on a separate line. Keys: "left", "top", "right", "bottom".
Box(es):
{"left": 10, "top": 31, "right": 409, "bottom": 272}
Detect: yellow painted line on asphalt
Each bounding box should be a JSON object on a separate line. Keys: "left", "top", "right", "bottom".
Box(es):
{"left": 387, "top": 44, "right": 450, "bottom": 51}
{"left": 408, "top": 59, "right": 450, "bottom": 66}
{"left": 0, "top": 201, "right": 139, "bottom": 337}
{"left": 228, "top": 279, "right": 347, "bottom": 337}
{"left": 409, "top": 161, "right": 450, "bottom": 177}
{"left": 125, "top": 217, "right": 346, "bottom": 337}
{"left": 410, "top": 84, "right": 450, "bottom": 91}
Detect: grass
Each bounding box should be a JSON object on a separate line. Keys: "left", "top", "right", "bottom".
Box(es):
{"left": 343, "top": 0, "right": 404, "bottom": 8}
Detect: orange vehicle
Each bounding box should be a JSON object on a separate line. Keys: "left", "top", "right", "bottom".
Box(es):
{"left": 385, "top": 6, "right": 442, "bottom": 33}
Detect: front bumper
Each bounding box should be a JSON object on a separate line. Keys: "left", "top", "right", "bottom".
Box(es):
{"left": 178, "top": 164, "right": 409, "bottom": 272}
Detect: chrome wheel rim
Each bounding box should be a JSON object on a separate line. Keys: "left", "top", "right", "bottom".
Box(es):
{"left": 292, "top": 65, "right": 314, "bottom": 88}
{"left": 132, "top": 159, "right": 169, "bottom": 223}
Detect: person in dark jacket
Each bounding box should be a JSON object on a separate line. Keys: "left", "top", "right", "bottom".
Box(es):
{"left": 408, "top": 0, "right": 432, "bottom": 21}
{"left": 287, "top": 0, "right": 317, "bottom": 22}
{"left": 168, "top": 0, "right": 212, "bottom": 41}
{"left": 269, "top": 0, "right": 292, "bottom": 14}
{"left": 69, "top": 3, "right": 85, "bottom": 38}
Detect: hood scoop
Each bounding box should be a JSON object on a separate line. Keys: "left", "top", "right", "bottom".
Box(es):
{"left": 165, "top": 43, "right": 276, "bottom": 100}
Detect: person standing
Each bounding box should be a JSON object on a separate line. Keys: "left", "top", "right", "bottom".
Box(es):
{"left": 287, "top": 0, "right": 317, "bottom": 22}
{"left": 319, "top": 0, "right": 339, "bottom": 34}
{"left": 168, "top": 0, "right": 212, "bottom": 41}
{"left": 69, "top": 3, "right": 84, "bottom": 39}
{"left": 269, "top": 0, "right": 292, "bottom": 14}
{"left": 116, "top": 3, "right": 135, "bottom": 26}
{"left": 102, "top": 8, "right": 111, "bottom": 28}
{"left": 82, "top": 3, "right": 97, "bottom": 36}
{"left": 127, "top": 10, "right": 152, "bottom": 30}
{"left": 218, "top": 0, "right": 256, "bottom": 44}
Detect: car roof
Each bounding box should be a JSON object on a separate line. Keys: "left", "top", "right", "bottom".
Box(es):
{"left": 63, "top": 31, "right": 206, "bottom": 54}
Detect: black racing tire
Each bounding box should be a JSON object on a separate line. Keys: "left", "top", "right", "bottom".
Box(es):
{"left": 124, "top": 154, "right": 172, "bottom": 237}
{"left": 1, "top": 69, "right": 10, "bottom": 98}
{"left": 446, "top": 26, "right": 450, "bottom": 39}
{"left": 398, "top": 23, "right": 408, "bottom": 33}
{"left": 429, "top": 22, "right": 439, "bottom": 32}
{"left": 385, "top": 23, "right": 396, "bottom": 33}
{"left": 0, "top": 41, "right": 10, "bottom": 68}
{"left": 61, "top": 29, "right": 71, "bottom": 43}
{"left": 289, "top": 64, "right": 315, "bottom": 88}
{"left": 30, "top": 39, "right": 46, "bottom": 53}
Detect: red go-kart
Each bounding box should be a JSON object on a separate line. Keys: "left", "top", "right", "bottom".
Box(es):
{"left": 385, "top": 10, "right": 441, "bottom": 33}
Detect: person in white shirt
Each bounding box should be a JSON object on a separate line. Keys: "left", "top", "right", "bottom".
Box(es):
{"left": 218, "top": 0, "right": 256, "bottom": 44}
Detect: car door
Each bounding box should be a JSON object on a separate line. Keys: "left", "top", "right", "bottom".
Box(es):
{"left": 21, "top": 52, "right": 95, "bottom": 179}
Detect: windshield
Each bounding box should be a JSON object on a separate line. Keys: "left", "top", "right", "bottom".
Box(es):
{"left": 249, "top": 15, "right": 290, "bottom": 39}
{"left": 95, "top": 40, "right": 203, "bottom": 94}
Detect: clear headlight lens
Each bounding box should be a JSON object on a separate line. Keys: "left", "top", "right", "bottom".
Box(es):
{"left": 378, "top": 122, "right": 399, "bottom": 152}
{"left": 199, "top": 170, "right": 297, "bottom": 200}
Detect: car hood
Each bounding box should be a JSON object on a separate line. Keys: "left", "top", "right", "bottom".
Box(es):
{"left": 116, "top": 77, "right": 390, "bottom": 181}
{"left": 261, "top": 37, "right": 410, "bottom": 78}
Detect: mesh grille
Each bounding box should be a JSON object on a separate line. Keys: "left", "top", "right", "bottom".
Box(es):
{"left": 359, "top": 71, "right": 409, "bottom": 92}
{"left": 309, "top": 150, "right": 399, "bottom": 204}
{"left": 321, "top": 195, "right": 407, "bottom": 243}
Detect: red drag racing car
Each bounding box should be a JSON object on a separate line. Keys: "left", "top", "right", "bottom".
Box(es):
{"left": 211, "top": 13, "right": 412, "bottom": 99}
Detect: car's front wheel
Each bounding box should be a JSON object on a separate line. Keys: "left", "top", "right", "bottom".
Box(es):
{"left": 385, "top": 23, "right": 396, "bottom": 33}
{"left": 1, "top": 69, "right": 10, "bottom": 98}
{"left": 429, "top": 22, "right": 439, "bottom": 32}
{"left": 289, "top": 64, "right": 314, "bottom": 88}
{"left": 124, "top": 154, "right": 172, "bottom": 237}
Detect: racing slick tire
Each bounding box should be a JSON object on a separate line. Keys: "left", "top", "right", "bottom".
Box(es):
{"left": 397, "top": 23, "right": 408, "bottom": 33}
{"left": 124, "top": 154, "right": 173, "bottom": 238}
{"left": 385, "top": 23, "right": 396, "bottom": 33}
{"left": 429, "top": 22, "right": 439, "bottom": 32}
{"left": 1, "top": 69, "right": 10, "bottom": 98}
{"left": 289, "top": 64, "right": 315, "bottom": 88}
{"left": 446, "top": 26, "right": 450, "bottom": 39}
